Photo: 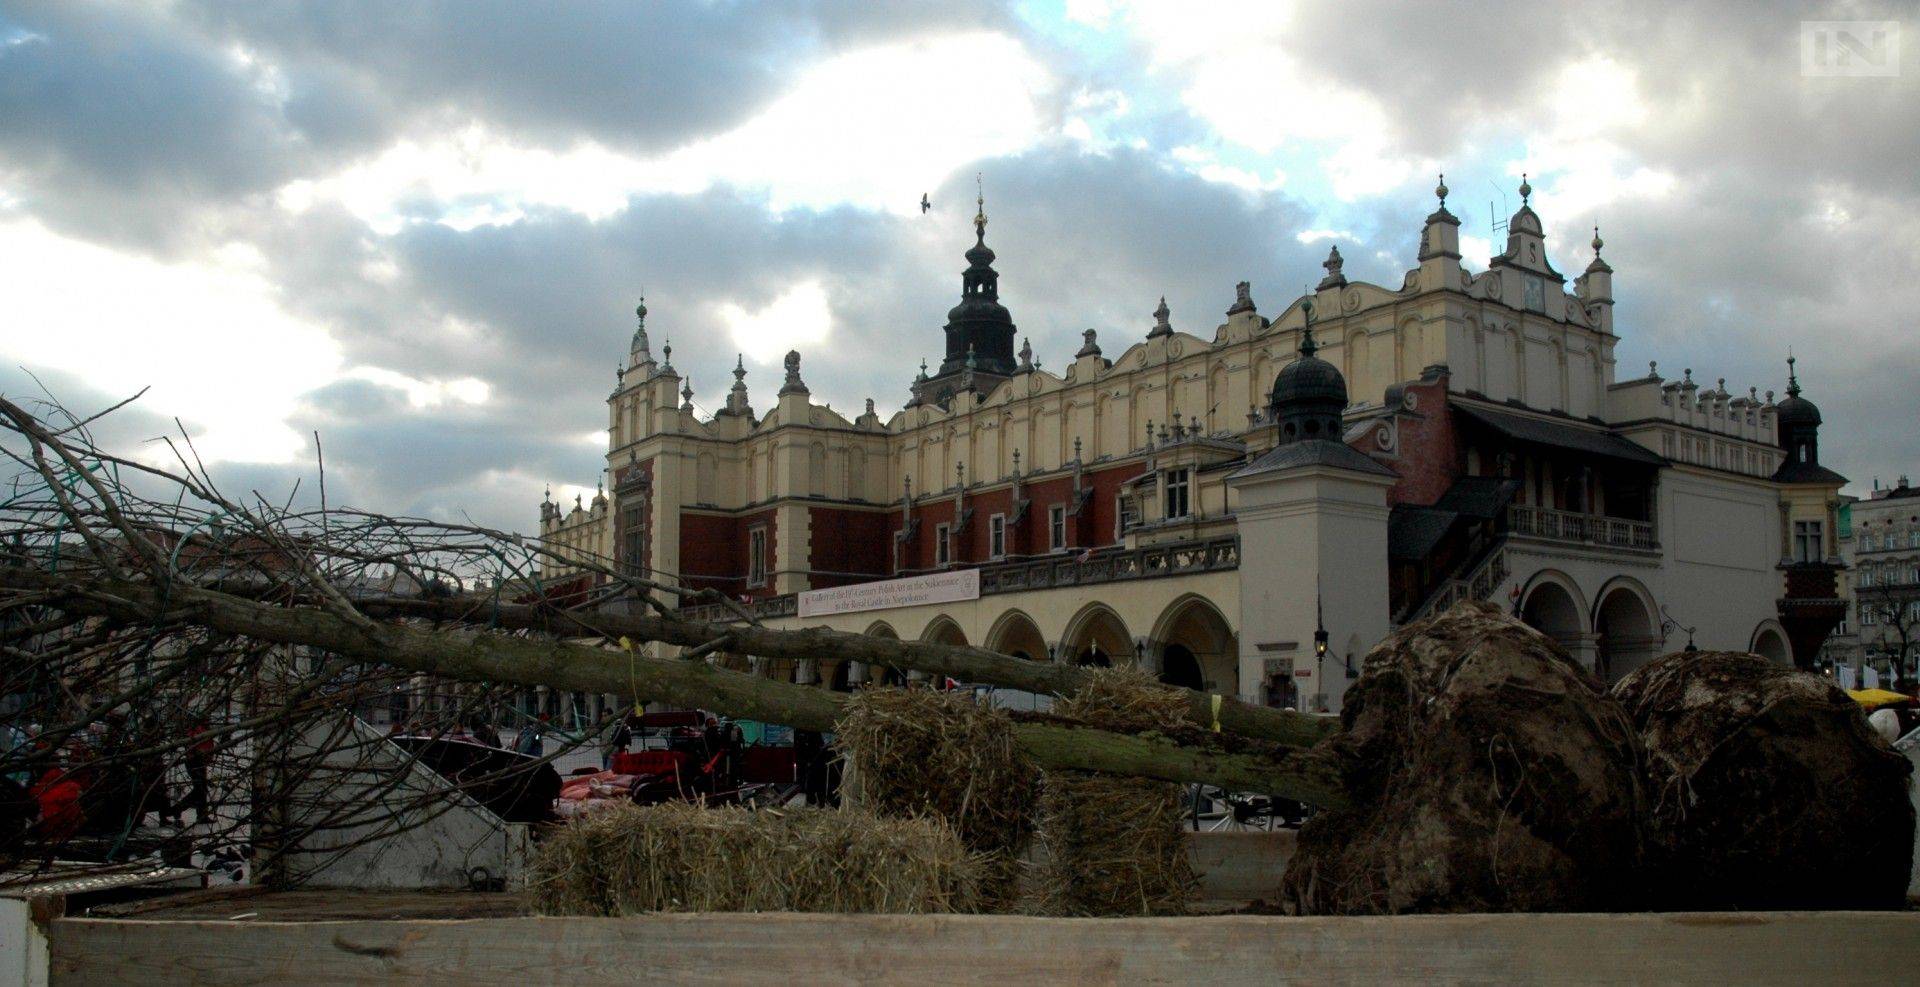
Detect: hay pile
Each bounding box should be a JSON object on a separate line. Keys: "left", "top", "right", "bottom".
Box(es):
{"left": 1037, "top": 667, "right": 1197, "bottom": 916}
{"left": 1613, "top": 651, "right": 1916, "bottom": 910}
{"left": 835, "top": 687, "right": 1038, "bottom": 908}
{"left": 528, "top": 802, "right": 980, "bottom": 915}
{"left": 1281, "top": 602, "right": 1646, "bottom": 915}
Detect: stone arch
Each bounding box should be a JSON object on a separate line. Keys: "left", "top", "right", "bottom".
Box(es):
{"left": 916, "top": 616, "right": 967, "bottom": 686}
{"left": 856, "top": 621, "right": 901, "bottom": 687}
{"left": 920, "top": 615, "right": 967, "bottom": 646}
{"left": 696, "top": 452, "right": 718, "bottom": 505}
{"left": 1062, "top": 602, "right": 1133, "bottom": 668}
{"left": 1149, "top": 594, "right": 1237, "bottom": 693}
{"left": 1344, "top": 327, "right": 1369, "bottom": 390}
{"left": 808, "top": 442, "right": 827, "bottom": 497}
{"left": 1593, "top": 577, "right": 1660, "bottom": 684}
{"left": 1519, "top": 569, "right": 1588, "bottom": 653}
{"left": 1750, "top": 621, "right": 1790, "bottom": 665}
{"left": 847, "top": 446, "right": 866, "bottom": 501}
{"left": 985, "top": 609, "right": 1047, "bottom": 663}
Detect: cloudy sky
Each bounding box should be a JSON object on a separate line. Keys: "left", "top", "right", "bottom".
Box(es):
{"left": 2, "top": 1, "right": 1915, "bottom": 531}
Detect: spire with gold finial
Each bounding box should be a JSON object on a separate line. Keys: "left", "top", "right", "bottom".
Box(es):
{"left": 973, "top": 171, "right": 986, "bottom": 242}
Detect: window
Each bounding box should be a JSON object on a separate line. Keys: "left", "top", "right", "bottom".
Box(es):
{"left": 1117, "top": 495, "right": 1139, "bottom": 536}
{"left": 989, "top": 514, "right": 1006, "bottom": 559}
{"left": 1793, "top": 520, "right": 1822, "bottom": 564}
{"left": 935, "top": 523, "right": 951, "bottom": 566}
{"left": 1862, "top": 605, "right": 1878, "bottom": 626}
{"left": 1164, "top": 468, "right": 1191, "bottom": 519}
{"left": 1860, "top": 569, "right": 1876, "bottom": 588}
{"left": 1909, "top": 529, "right": 1920, "bottom": 549}
{"left": 747, "top": 527, "right": 768, "bottom": 588}
{"left": 1048, "top": 505, "right": 1066, "bottom": 551}
{"left": 1862, "top": 533, "right": 1877, "bottom": 552}
{"left": 621, "top": 498, "right": 648, "bottom": 576}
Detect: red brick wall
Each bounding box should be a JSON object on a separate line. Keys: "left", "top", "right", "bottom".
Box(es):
{"left": 1376, "top": 377, "right": 1461, "bottom": 508}
{"left": 678, "top": 507, "right": 778, "bottom": 599}
{"left": 1080, "top": 463, "right": 1144, "bottom": 546}
{"left": 879, "top": 462, "right": 1147, "bottom": 569}
{"left": 807, "top": 506, "right": 891, "bottom": 589}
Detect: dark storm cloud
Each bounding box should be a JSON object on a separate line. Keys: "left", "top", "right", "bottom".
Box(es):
{"left": 177, "top": 0, "right": 1013, "bottom": 154}
{"left": 0, "top": 2, "right": 328, "bottom": 250}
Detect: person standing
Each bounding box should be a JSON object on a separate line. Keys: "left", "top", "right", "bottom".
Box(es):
{"left": 603, "top": 715, "right": 632, "bottom": 771}
{"left": 182, "top": 720, "right": 212, "bottom": 825}
{"left": 514, "top": 713, "right": 548, "bottom": 758}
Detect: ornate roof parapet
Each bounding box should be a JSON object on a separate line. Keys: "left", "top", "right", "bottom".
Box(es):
{"left": 1425, "top": 172, "right": 1459, "bottom": 226}
{"left": 1226, "top": 280, "right": 1257, "bottom": 316}
{"left": 627, "top": 298, "right": 658, "bottom": 377}
{"left": 1412, "top": 172, "right": 1465, "bottom": 293}
{"left": 1490, "top": 173, "right": 1564, "bottom": 283}
{"left": 1076, "top": 328, "right": 1102, "bottom": 359}
{"left": 716, "top": 353, "right": 754, "bottom": 418}
{"left": 1316, "top": 245, "right": 1348, "bottom": 290}
{"left": 1147, "top": 297, "right": 1173, "bottom": 339}
{"left": 779, "top": 349, "right": 809, "bottom": 396}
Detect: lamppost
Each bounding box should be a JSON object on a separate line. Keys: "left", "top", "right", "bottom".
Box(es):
{"left": 1313, "top": 597, "right": 1330, "bottom": 713}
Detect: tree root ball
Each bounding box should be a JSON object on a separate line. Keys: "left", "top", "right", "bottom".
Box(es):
{"left": 1612, "top": 651, "right": 1915, "bottom": 909}
{"left": 1281, "top": 602, "right": 1646, "bottom": 914}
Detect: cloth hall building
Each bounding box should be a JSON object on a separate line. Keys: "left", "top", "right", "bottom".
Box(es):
{"left": 537, "top": 179, "right": 1846, "bottom": 713}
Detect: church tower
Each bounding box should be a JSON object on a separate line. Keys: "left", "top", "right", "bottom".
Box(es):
{"left": 912, "top": 181, "right": 1017, "bottom": 408}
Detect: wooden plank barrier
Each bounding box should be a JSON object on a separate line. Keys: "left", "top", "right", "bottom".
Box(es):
{"left": 49, "top": 910, "right": 1920, "bottom": 985}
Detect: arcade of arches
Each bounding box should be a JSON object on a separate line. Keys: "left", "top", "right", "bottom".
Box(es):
{"left": 1517, "top": 573, "right": 1785, "bottom": 684}
{"left": 725, "top": 597, "right": 1242, "bottom": 697}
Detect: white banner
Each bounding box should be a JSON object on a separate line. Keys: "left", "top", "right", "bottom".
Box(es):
{"left": 798, "top": 568, "right": 980, "bottom": 619}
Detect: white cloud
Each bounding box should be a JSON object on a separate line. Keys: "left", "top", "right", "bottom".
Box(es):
{"left": 0, "top": 217, "right": 491, "bottom": 463}
{"left": 284, "top": 32, "right": 1054, "bottom": 231}
{"left": 0, "top": 217, "right": 340, "bottom": 462}
{"left": 345, "top": 367, "right": 491, "bottom": 408}
{"left": 716, "top": 281, "right": 834, "bottom": 366}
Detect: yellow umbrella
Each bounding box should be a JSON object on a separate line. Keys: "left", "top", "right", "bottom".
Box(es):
{"left": 1847, "top": 688, "right": 1913, "bottom": 710}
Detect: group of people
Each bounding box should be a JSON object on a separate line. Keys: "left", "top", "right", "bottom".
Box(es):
{"left": 2, "top": 710, "right": 217, "bottom": 851}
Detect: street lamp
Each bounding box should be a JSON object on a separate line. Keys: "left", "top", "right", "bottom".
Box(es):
{"left": 1313, "top": 595, "right": 1330, "bottom": 712}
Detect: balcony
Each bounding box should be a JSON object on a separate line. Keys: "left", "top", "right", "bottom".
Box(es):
{"left": 978, "top": 537, "right": 1240, "bottom": 594}
{"left": 1507, "top": 505, "right": 1657, "bottom": 552}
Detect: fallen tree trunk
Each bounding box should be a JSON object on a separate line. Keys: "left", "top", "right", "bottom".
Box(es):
{"left": 0, "top": 566, "right": 1347, "bottom": 809}
{"left": 358, "top": 595, "right": 1337, "bottom": 750}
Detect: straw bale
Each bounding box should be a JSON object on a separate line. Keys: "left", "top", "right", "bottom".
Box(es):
{"left": 1036, "top": 667, "right": 1197, "bottom": 916}
{"left": 528, "top": 802, "right": 980, "bottom": 915}
{"left": 835, "top": 687, "right": 1038, "bottom": 909}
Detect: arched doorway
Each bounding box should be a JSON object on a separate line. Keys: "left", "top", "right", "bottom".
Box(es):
{"left": 1150, "top": 595, "right": 1238, "bottom": 694}
{"left": 1160, "top": 645, "right": 1204, "bottom": 690}
{"left": 1751, "top": 625, "right": 1789, "bottom": 665}
{"left": 1520, "top": 577, "right": 1585, "bottom": 653}
{"left": 1063, "top": 605, "right": 1132, "bottom": 667}
{"left": 860, "top": 621, "right": 900, "bottom": 688}
{"left": 919, "top": 617, "right": 968, "bottom": 688}
{"left": 985, "top": 610, "right": 1046, "bottom": 663}
{"left": 1595, "top": 585, "right": 1659, "bottom": 684}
